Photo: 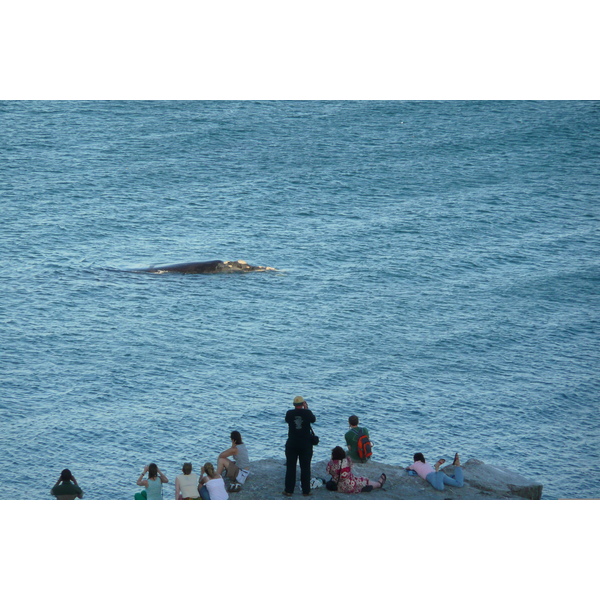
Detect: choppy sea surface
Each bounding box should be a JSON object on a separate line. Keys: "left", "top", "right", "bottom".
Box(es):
{"left": 1, "top": 101, "right": 598, "bottom": 500}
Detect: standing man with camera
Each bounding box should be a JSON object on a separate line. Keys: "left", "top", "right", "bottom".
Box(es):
{"left": 283, "top": 395, "right": 316, "bottom": 497}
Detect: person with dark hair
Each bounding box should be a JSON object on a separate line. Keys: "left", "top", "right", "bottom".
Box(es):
{"left": 283, "top": 395, "right": 316, "bottom": 497}
{"left": 198, "top": 462, "right": 229, "bottom": 500}
{"left": 50, "top": 469, "right": 84, "bottom": 500}
{"left": 216, "top": 430, "right": 250, "bottom": 489}
{"left": 175, "top": 462, "right": 200, "bottom": 500}
{"left": 326, "top": 446, "right": 386, "bottom": 493}
{"left": 344, "top": 415, "right": 371, "bottom": 462}
{"left": 136, "top": 463, "right": 169, "bottom": 500}
{"left": 406, "top": 452, "right": 464, "bottom": 491}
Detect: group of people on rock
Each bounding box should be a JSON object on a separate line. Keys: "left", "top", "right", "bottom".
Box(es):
{"left": 282, "top": 395, "right": 386, "bottom": 497}
{"left": 283, "top": 395, "right": 463, "bottom": 497}
{"left": 50, "top": 430, "right": 250, "bottom": 500}
{"left": 50, "top": 395, "right": 464, "bottom": 500}
{"left": 132, "top": 430, "right": 251, "bottom": 500}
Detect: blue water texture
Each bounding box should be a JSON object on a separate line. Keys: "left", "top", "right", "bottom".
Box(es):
{"left": 1, "top": 101, "right": 598, "bottom": 500}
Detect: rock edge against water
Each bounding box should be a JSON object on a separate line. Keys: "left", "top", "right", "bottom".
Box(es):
{"left": 226, "top": 458, "right": 543, "bottom": 500}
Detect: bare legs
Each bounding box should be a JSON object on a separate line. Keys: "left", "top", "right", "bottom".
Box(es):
{"left": 216, "top": 457, "right": 231, "bottom": 477}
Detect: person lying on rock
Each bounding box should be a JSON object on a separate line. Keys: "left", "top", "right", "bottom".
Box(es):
{"left": 326, "top": 446, "right": 386, "bottom": 493}
{"left": 406, "top": 452, "right": 464, "bottom": 491}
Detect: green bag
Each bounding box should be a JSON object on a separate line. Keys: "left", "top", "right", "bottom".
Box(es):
{"left": 134, "top": 489, "right": 147, "bottom": 500}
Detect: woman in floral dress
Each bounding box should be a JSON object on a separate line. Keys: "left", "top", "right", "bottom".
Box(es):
{"left": 326, "top": 446, "right": 386, "bottom": 493}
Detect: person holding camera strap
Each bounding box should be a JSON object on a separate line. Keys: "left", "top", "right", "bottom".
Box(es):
{"left": 283, "top": 395, "right": 316, "bottom": 497}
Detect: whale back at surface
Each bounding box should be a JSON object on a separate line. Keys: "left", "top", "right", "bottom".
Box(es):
{"left": 146, "top": 260, "right": 225, "bottom": 274}
{"left": 139, "top": 260, "right": 276, "bottom": 274}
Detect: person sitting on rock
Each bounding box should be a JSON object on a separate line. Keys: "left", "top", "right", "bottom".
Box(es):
{"left": 344, "top": 415, "right": 371, "bottom": 462}
{"left": 216, "top": 430, "right": 250, "bottom": 489}
{"left": 198, "top": 462, "right": 229, "bottom": 500}
{"left": 136, "top": 463, "right": 169, "bottom": 500}
{"left": 326, "top": 446, "right": 386, "bottom": 494}
{"left": 175, "top": 462, "right": 200, "bottom": 500}
{"left": 51, "top": 469, "right": 84, "bottom": 500}
{"left": 406, "top": 452, "right": 464, "bottom": 491}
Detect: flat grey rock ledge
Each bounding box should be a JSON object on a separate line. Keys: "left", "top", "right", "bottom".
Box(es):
{"left": 227, "top": 458, "right": 543, "bottom": 500}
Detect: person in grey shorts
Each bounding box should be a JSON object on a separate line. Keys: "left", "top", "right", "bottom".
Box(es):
{"left": 216, "top": 430, "right": 250, "bottom": 483}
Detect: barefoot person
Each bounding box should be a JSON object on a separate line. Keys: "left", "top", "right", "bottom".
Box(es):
{"left": 326, "top": 446, "right": 386, "bottom": 493}
{"left": 136, "top": 463, "right": 169, "bottom": 500}
{"left": 406, "top": 453, "right": 464, "bottom": 491}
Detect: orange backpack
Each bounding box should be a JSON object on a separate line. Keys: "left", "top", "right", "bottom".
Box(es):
{"left": 355, "top": 429, "right": 373, "bottom": 460}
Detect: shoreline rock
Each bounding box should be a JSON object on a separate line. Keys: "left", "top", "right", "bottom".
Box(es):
{"left": 226, "top": 457, "right": 543, "bottom": 500}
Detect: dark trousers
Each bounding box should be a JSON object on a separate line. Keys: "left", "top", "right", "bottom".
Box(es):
{"left": 285, "top": 440, "right": 313, "bottom": 494}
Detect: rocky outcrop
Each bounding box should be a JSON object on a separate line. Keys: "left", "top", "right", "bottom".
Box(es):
{"left": 225, "top": 457, "right": 543, "bottom": 500}
{"left": 455, "top": 458, "right": 543, "bottom": 500}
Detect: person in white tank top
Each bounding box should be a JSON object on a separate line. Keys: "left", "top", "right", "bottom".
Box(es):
{"left": 198, "top": 462, "right": 229, "bottom": 500}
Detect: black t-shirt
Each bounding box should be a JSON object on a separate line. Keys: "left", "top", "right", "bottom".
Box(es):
{"left": 285, "top": 407, "right": 316, "bottom": 442}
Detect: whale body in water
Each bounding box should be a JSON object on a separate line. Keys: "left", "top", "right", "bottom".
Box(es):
{"left": 132, "top": 260, "right": 277, "bottom": 274}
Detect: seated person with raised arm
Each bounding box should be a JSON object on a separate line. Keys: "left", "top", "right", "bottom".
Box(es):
{"left": 216, "top": 430, "right": 250, "bottom": 486}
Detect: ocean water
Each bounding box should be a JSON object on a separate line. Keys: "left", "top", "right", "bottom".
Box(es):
{"left": 1, "top": 100, "right": 598, "bottom": 500}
